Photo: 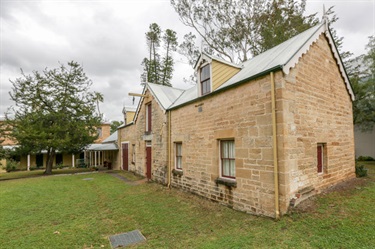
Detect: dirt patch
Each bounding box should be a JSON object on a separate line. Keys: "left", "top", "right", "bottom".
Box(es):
{"left": 290, "top": 176, "right": 374, "bottom": 214}
{"left": 321, "top": 177, "right": 372, "bottom": 194}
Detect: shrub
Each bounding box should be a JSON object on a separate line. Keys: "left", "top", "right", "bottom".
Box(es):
{"left": 357, "top": 156, "right": 375, "bottom": 161}
{"left": 5, "top": 160, "right": 20, "bottom": 172}
{"left": 355, "top": 164, "right": 368, "bottom": 177}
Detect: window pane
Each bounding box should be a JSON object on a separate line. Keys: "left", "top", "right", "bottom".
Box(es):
{"left": 230, "top": 160, "right": 235, "bottom": 177}
{"left": 202, "top": 79, "right": 211, "bottom": 95}
{"left": 228, "top": 141, "right": 235, "bottom": 158}
{"left": 201, "top": 65, "right": 210, "bottom": 81}
{"left": 223, "top": 159, "right": 230, "bottom": 176}
{"left": 221, "top": 141, "right": 227, "bottom": 158}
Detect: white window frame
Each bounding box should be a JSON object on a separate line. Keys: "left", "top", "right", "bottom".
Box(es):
{"left": 199, "top": 63, "right": 212, "bottom": 96}
{"left": 220, "top": 139, "right": 235, "bottom": 179}
{"left": 317, "top": 143, "right": 325, "bottom": 174}
{"left": 175, "top": 142, "right": 182, "bottom": 170}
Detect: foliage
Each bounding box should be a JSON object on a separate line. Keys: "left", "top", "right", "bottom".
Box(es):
{"left": 0, "top": 173, "right": 374, "bottom": 248}
{"left": 110, "top": 120, "right": 124, "bottom": 134}
{"left": 5, "top": 61, "right": 103, "bottom": 174}
{"left": 357, "top": 156, "right": 375, "bottom": 161}
{"left": 141, "top": 23, "right": 178, "bottom": 86}
{"left": 355, "top": 163, "right": 368, "bottom": 177}
{"left": 171, "top": 0, "right": 321, "bottom": 64}
{"left": 0, "top": 146, "right": 5, "bottom": 167}
{"left": 348, "top": 36, "right": 375, "bottom": 131}
{"left": 5, "top": 159, "right": 19, "bottom": 172}
{"left": 255, "top": 0, "right": 319, "bottom": 54}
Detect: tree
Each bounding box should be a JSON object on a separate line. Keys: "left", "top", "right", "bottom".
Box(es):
{"left": 141, "top": 23, "right": 178, "bottom": 86}
{"left": 110, "top": 120, "right": 124, "bottom": 134}
{"left": 349, "top": 36, "right": 375, "bottom": 131}
{"left": 5, "top": 61, "right": 103, "bottom": 174}
{"left": 255, "top": 0, "right": 319, "bottom": 54}
{"left": 161, "top": 29, "right": 178, "bottom": 86}
{"left": 171, "top": 0, "right": 319, "bottom": 64}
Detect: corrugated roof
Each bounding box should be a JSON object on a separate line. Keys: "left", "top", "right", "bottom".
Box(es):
{"left": 168, "top": 85, "right": 197, "bottom": 109}
{"left": 147, "top": 83, "right": 185, "bottom": 110}
{"left": 102, "top": 130, "right": 118, "bottom": 143}
{"left": 218, "top": 23, "right": 325, "bottom": 89}
{"left": 86, "top": 143, "right": 118, "bottom": 151}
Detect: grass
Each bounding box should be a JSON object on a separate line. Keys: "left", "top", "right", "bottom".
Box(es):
{"left": 0, "top": 169, "right": 374, "bottom": 248}
{"left": 0, "top": 168, "right": 93, "bottom": 181}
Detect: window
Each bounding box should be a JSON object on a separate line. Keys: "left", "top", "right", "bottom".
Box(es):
{"left": 175, "top": 142, "right": 182, "bottom": 170}
{"left": 146, "top": 103, "right": 152, "bottom": 133}
{"left": 200, "top": 64, "right": 211, "bottom": 95}
{"left": 97, "top": 127, "right": 102, "bottom": 138}
{"left": 220, "top": 140, "right": 235, "bottom": 179}
{"left": 317, "top": 143, "right": 325, "bottom": 174}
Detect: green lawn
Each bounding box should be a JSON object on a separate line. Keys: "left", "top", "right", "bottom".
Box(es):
{"left": 0, "top": 168, "right": 94, "bottom": 181}
{"left": 0, "top": 170, "right": 374, "bottom": 248}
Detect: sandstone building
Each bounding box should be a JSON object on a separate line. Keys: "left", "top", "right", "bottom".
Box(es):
{"left": 117, "top": 20, "right": 355, "bottom": 218}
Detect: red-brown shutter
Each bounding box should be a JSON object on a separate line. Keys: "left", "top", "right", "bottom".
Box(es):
{"left": 317, "top": 145, "right": 323, "bottom": 173}
{"left": 147, "top": 104, "right": 152, "bottom": 132}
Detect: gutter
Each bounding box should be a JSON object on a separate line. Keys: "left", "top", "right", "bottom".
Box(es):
{"left": 167, "top": 110, "right": 172, "bottom": 188}
{"left": 270, "top": 71, "right": 280, "bottom": 219}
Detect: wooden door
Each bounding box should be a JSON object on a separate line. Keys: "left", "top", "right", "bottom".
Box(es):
{"left": 122, "top": 143, "right": 129, "bottom": 171}
{"left": 146, "top": 144, "right": 152, "bottom": 179}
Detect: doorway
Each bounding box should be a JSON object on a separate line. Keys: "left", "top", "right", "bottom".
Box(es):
{"left": 36, "top": 154, "right": 43, "bottom": 168}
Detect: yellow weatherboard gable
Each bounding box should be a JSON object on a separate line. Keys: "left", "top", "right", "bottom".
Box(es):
{"left": 212, "top": 60, "right": 241, "bottom": 90}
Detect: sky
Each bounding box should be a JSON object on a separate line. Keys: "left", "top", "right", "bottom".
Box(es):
{"left": 1, "top": 0, "right": 374, "bottom": 122}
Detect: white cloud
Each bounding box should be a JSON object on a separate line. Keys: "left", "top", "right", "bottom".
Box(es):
{"left": 1, "top": 0, "right": 373, "bottom": 121}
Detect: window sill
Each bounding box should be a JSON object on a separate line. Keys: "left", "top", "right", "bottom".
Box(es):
{"left": 172, "top": 169, "right": 183, "bottom": 176}
{"left": 215, "top": 177, "right": 237, "bottom": 188}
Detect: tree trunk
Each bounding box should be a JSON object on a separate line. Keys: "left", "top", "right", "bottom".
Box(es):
{"left": 44, "top": 148, "right": 55, "bottom": 174}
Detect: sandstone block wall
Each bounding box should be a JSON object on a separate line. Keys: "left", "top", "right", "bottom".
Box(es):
{"left": 118, "top": 90, "right": 168, "bottom": 183}
{"left": 170, "top": 75, "right": 277, "bottom": 217}
{"left": 277, "top": 34, "right": 355, "bottom": 211}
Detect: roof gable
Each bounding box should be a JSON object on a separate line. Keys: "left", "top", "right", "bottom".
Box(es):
{"left": 194, "top": 52, "right": 242, "bottom": 70}
{"left": 147, "top": 83, "right": 185, "bottom": 110}
{"left": 131, "top": 83, "right": 185, "bottom": 124}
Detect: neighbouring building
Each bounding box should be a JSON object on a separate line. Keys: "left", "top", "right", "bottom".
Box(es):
{"left": 354, "top": 126, "right": 375, "bottom": 158}
{"left": 0, "top": 120, "right": 112, "bottom": 170}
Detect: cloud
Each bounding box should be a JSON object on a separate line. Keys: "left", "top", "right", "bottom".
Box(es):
{"left": 1, "top": 0, "right": 373, "bottom": 121}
